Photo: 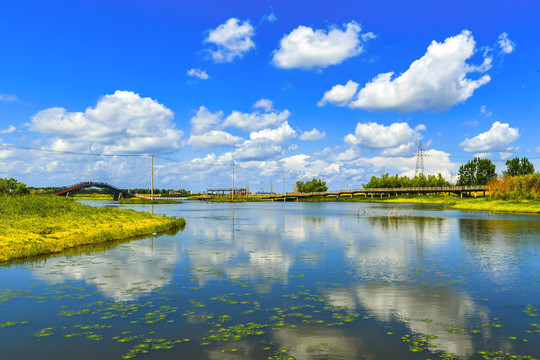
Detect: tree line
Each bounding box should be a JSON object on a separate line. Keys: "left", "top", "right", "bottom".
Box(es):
{"left": 364, "top": 173, "right": 450, "bottom": 189}
{"left": 0, "top": 178, "right": 29, "bottom": 195}
{"left": 362, "top": 157, "right": 535, "bottom": 189}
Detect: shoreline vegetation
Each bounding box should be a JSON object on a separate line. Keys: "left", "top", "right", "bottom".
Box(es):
{"left": 200, "top": 174, "right": 540, "bottom": 214}
{"left": 118, "top": 197, "right": 183, "bottom": 204}
{"left": 0, "top": 195, "right": 186, "bottom": 263}
{"left": 72, "top": 194, "right": 184, "bottom": 204}
{"left": 196, "top": 194, "right": 540, "bottom": 214}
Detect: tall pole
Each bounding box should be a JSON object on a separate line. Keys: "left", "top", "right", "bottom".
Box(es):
{"left": 151, "top": 155, "right": 154, "bottom": 201}
{"left": 322, "top": 175, "right": 325, "bottom": 183}
{"left": 282, "top": 171, "right": 285, "bottom": 194}
{"left": 232, "top": 164, "right": 235, "bottom": 201}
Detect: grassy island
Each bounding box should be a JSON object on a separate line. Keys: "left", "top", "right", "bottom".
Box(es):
{"left": 0, "top": 195, "right": 185, "bottom": 263}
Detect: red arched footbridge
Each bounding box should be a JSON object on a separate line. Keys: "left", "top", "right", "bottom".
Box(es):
{"left": 51, "top": 181, "right": 134, "bottom": 201}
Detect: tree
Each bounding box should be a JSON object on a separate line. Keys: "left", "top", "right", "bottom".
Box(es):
{"left": 504, "top": 157, "right": 535, "bottom": 176}
{"left": 0, "top": 178, "right": 29, "bottom": 195}
{"left": 456, "top": 158, "right": 496, "bottom": 186}
{"left": 295, "top": 178, "right": 328, "bottom": 193}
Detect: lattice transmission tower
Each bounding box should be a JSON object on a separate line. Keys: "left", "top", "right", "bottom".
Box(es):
{"left": 414, "top": 140, "right": 425, "bottom": 177}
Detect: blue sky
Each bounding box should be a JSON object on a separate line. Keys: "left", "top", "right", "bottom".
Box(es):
{"left": 0, "top": 0, "right": 538, "bottom": 191}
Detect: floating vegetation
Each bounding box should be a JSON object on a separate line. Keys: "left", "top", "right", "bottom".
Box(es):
{"left": 0, "top": 288, "right": 31, "bottom": 303}
{"left": 477, "top": 350, "right": 538, "bottom": 359}
{"left": 202, "top": 323, "right": 266, "bottom": 344}
{"left": 524, "top": 305, "right": 538, "bottom": 317}
{"left": 401, "top": 333, "right": 438, "bottom": 352}
{"left": 33, "top": 327, "right": 55, "bottom": 337}
{"left": 0, "top": 321, "right": 27, "bottom": 328}
{"left": 142, "top": 305, "right": 178, "bottom": 324}
{"left": 267, "top": 349, "right": 296, "bottom": 360}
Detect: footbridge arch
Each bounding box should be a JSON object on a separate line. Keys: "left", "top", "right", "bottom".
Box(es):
{"left": 52, "top": 181, "right": 134, "bottom": 201}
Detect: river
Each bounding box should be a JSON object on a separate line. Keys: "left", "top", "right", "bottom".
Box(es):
{"left": 1, "top": 201, "right": 539, "bottom": 359}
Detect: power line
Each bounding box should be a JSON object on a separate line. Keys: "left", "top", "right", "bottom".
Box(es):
{"left": 0, "top": 143, "right": 147, "bottom": 157}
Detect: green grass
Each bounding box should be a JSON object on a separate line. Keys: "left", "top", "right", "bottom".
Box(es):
{"left": 72, "top": 194, "right": 113, "bottom": 200}
{"left": 118, "top": 198, "right": 183, "bottom": 204}
{"left": 205, "top": 196, "right": 271, "bottom": 202}
{"left": 195, "top": 193, "right": 540, "bottom": 214}
{"left": 325, "top": 194, "right": 540, "bottom": 214}
{"left": 0, "top": 195, "right": 186, "bottom": 262}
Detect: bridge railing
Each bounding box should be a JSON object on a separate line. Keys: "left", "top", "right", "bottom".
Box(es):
{"left": 261, "top": 185, "right": 487, "bottom": 198}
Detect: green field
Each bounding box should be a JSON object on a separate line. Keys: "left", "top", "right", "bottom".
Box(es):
{"left": 0, "top": 195, "right": 186, "bottom": 262}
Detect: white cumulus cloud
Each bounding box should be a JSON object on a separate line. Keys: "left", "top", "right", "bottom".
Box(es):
{"left": 380, "top": 142, "right": 417, "bottom": 157}
{"left": 187, "top": 68, "right": 210, "bottom": 80}
{"left": 460, "top": 121, "right": 519, "bottom": 152}
{"left": 187, "top": 130, "right": 244, "bottom": 149}
{"left": 30, "top": 90, "right": 183, "bottom": 154}
{"left": 344, "top": 122, "right": 420, "bottom": 149}
{"left": 224, "top": 109, "right": 291, "bottom": 131}
{"left": 497, "top": 32, "right": 515, "bottom": 54}
{"left": 232, "top": 139, "right": 283, "bottom": 161}
{"left": 299, "top": 128, "right": 326, "bottom": 141}
{"left": 249, "top": 122, "right": 296, "bottom": 143}
{"left": 253, "top": 98, "right": 274, "bottom": 112}
{"left": 204, "top": 18, "right": 255, "bottom": 63}
{"left": 190, "top": 106, "right": 224, "bottom": 135}
{"left": 340, "top": 30, "right": 491, "bottom": 112}
{"left": 272, "top": 21, "right": 374, "bottom": 70}
{"left": 318, "top": 80, "right": 359, "bottom": 107}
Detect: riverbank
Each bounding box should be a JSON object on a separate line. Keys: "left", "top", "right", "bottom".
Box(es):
{"left": 118, "top": 197, "right": 183, "bottom": 204}
{"left": 305, "top": 194, "right": 540, "bottom": 214}
{"left": 0, "top": 195, "right": 186, "bottom": 262}
{"left": 195, "top": 194, "right": 540, "bottom": 214}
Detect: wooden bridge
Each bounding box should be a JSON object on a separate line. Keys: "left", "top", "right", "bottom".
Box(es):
{"left": 51, "top": 181, "right": 134, "bottom": 201}
{"left": 198, "top": 185, "right": 487, "bottom": 201}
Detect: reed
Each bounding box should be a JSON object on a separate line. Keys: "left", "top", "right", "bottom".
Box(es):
{"left": 487, "top": 174, "right": 540, "bottom": 200}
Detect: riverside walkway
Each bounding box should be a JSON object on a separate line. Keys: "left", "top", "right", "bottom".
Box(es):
{"left": 197, "top": 185, "right": 487, "bottom": 201}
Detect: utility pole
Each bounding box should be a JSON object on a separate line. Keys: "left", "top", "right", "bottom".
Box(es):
{"left": 322, "top": 175, "right": 325, "bottom": 183}
{"left": 232, "top": 164, "right": 235, "bottom": 201}
{"left": 282, "top": 171, "right": 285, "bottom": 194}
{"left": 151, "top": 155, "right": 154, "bottom": 201}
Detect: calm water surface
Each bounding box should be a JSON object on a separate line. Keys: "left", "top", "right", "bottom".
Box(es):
{"left": 1, "top": 201, "right": 539, "bottom": 359}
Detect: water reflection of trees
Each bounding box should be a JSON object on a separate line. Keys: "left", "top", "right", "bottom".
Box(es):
{"left": 459, "top": 218, "right": 540, "bottom": 247}
{"left": 458, "top": 218, "right": 540, "bottom": 283}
